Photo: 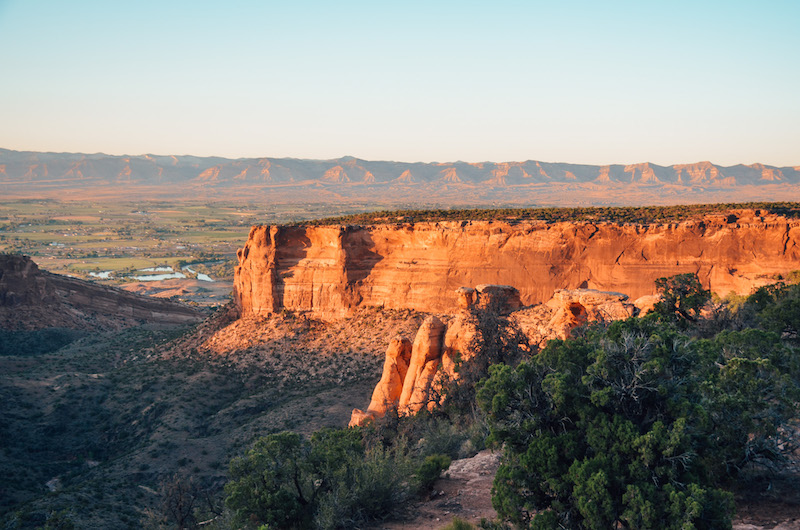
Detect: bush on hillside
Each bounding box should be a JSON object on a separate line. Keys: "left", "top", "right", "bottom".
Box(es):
{"left": 477, "top": 313, "right": 799, "bottom": 529}
{"left": 224, "top": 429, "right": 412, "bottom": 529}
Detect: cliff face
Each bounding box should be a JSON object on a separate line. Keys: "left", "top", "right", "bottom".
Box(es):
{"left": 0, "top": 254, "right": 203, "bottom": 331}
{"left": 234, "top": 210, "right": 800, "bottom": 318}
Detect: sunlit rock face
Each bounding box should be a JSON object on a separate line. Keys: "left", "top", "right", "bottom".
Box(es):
{"left": 350, "top": 285, "right": 520, "bottom": 427}
{"left": 348, "top": 285, "right": 636, "bottom": 426}
{"left": 348, "top": 337, "right": 413, "bottom": 427}
{"left": 235, "top": 210, "right": 800, "bottom": 318}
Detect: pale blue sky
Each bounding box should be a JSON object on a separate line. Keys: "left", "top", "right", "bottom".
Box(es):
{"left": 0, "top": 1, "right": 798, "bottom": 165}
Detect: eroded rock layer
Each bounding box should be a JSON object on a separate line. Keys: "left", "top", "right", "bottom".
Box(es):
{"left": 0, "top": 254, "right": 202, "bottom": 331}
{"left": 235, "top": 210, "right": 800, "bottom": 318}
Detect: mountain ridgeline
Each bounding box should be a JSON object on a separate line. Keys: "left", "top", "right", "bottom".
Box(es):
{"left": 2, "top": 148, "right": 799, "bottom": 204}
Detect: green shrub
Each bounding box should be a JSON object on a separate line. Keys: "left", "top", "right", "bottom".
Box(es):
{"left": 475, "top": 315, "right": 796, "bottom": 528}
{"left": 653, "top": 272, "right": 710, "bottom": 323}
{"left": 415, "top": 454, "right": 451, "bottom": 492}
{"left": 225, "top": 432, "right": 312, "bottom": 529}
{"left": 225, "top": 428, "right": 412, "bottom": 529}
{"left": 442, "top": 516, "right": 477, "bottom": 530}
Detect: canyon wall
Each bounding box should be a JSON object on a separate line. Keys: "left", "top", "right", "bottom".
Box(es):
{"left": 0, "top": 254, "right": 203, "bottom": 331}
{"left": 234, "top": 210, "right": 800, "bottom": 318}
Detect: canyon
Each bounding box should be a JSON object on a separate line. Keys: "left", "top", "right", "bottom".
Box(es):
{"left": 234, "top": 209, "right": 800, "bottom": 319}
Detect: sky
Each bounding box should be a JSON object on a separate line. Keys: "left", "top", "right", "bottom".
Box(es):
{"left": 0, "top": 1, "right": 798, "bottom": 166}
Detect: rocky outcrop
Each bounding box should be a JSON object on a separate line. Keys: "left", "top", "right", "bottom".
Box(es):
{"left": 350, "top": 285, "right": 520, "bottom": 426}
{"left": 0, "top": 254, "right": 203, "bottom": 331}
{"left": 633, "top": 294, "right": 662, "bottom": 315}
{"left": 235, "top": 210, "right": 800, "bottom": 319}
{"left": 397, "top": 316, "right": 446, "bottom": 415}
{"left": 349, "top": 285, "right": 644, "bottom": 426}
{"left": 513, "top": 289, "right": 637, "bottom": 347}
{"left": 348, "top": 337, "right": 412, "bottom": 427}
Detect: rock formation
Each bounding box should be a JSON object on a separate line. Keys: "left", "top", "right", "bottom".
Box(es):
{"left": 351, "top": 285, "right": 529, "bottom": 426}
{"left": 348, "top": 337, "right": 412, "bottom": 427}
{"left": 0, "top": 254, "right": 203, "bottom": 331}
{"left": 513, "top": 289, "right": 637, "bottom": 347}
{"left": 632, "top": 294, "right": 662, "bottom": 316}
{"left": 235, "top": 210, "right": 800, "bottom": 319}
{"left": 397, "top": 316, "right": 446, "bottom": 415}
{"left": 349, "top": 285, "right": 643, "bottom": 426}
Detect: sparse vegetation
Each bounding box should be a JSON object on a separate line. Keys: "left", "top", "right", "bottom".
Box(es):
{"left": 304, "top": 202, "right": 800, "bottom": 226}
{"left": 0, "top": 308, "right": 417, "bottom": 529}
{"left": 225, "top": 429, "right": 413, "bottom": 529}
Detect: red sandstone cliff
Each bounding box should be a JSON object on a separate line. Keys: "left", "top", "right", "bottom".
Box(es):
{"left": 234, "top": 210, "right": 800, "bottom": 318}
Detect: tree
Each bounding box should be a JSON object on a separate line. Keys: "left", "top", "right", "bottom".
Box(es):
{"left": 225, "top": 432, "right": 314, "bottom": 529}
{"left": 477, "top": 319, "right": 741, "bottom": 529}
{"left": 695, "top": 329, "right": 800, "bottom": 473}
{"left": 439, "top": 293, "right": 530, "bottom": 415}
{"left": 224, "top": 428, "right": 411, "bottom": 529}
{"left": 754, "top": 283, "right": 800, "bottom": 341}
{"left": 654, "top": 273, "right": 710, "bottom": 322}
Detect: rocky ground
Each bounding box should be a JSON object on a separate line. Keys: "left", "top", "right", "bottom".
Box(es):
{"left": 370, "top": 450, "right": 500, "bottom": 530}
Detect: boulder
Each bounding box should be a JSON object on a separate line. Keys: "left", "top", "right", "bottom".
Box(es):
{"left": 348, "top": 408, "right": 375, "bottom": 428}
{"left": 550, "top": 289, "right": 635, "bottom": 322}
{"left": 518, "top": 288, "right": 638, "bottom": 345}
{"left": 547, "top": 301, "right": 589, "bottom": 340}
{"left": 475, "top": 284, "right": 522, "bottom": 313}
{"left": 634, "top": 294, "right": 662, "bottom": 316}
{"left": 456, "top": 287, "right": 477, "bottom": 310}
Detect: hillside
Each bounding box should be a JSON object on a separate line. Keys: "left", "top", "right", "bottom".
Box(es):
{"left": 2, "top": 149, "right": 800, "bottom": 205}
{"left": 0, "top": 302, "right": 425, "bottom": 528}
{"left": 0, "top": 254, "right": 202, "bottom": 333}
{"left": 2, "top": 229, "right": 800, "bottom": 527}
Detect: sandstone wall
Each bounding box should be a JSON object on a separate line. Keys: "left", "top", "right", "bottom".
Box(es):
{"left": 234, "top": 210, "right": 800, "bottom": 317}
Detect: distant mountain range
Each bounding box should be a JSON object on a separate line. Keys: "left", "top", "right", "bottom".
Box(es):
{"left": 2, "top": 148, "right": 799, "bottom": 206}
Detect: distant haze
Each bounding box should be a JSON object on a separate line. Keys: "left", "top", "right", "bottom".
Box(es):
{"left": 0, "top": 1, "right": 798, "bottom": 167}
{"left": 2, "top": 148, "right": 799, "bottom": 206}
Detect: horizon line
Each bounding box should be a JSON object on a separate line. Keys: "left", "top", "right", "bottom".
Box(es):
{"left": 1, "top": 147, "right": 798, "bottom": 169}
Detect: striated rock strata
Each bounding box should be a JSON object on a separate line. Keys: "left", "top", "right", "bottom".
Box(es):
{"left": 0, "top": 254, "right": 203, "bottom": 331}
{"left": 235, "top": 210, "right": 800, "bottom": 318}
